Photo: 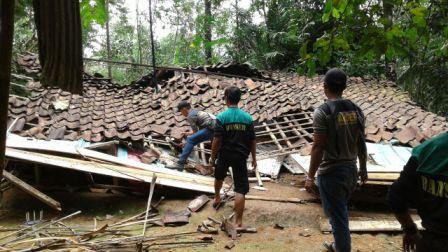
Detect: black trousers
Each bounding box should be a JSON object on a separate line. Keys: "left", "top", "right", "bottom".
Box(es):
{"left": 215, "top": 152, "right": 249, "bottom": 195}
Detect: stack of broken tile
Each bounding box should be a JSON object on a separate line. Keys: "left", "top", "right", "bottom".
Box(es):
{"left": 8, "top": 53, "right": 447, "bottom": 148}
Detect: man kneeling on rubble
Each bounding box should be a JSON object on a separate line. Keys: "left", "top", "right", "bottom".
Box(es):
{"left": 167, "top": 101, "right": 216, "bottom": 171}
{"left": 388, "top": 132, "right": 448, "bottom": 252}
{"left": 305, "top": 68, "right": 368, "bottom": 252}
{"left": 210, "top": 86, "right": 257, "bottom": 227}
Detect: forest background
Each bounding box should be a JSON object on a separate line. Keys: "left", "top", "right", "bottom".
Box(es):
{"left": 11, "top": 0, "right": 448, "bottom": 115}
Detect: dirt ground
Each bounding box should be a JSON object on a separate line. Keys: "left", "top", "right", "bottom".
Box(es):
{"left": 0, "top": 173, "right": 404, "bottom": 251}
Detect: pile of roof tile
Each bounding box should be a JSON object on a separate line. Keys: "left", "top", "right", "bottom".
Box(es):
{"left": 8, "top": 53, "right": 447, "bottom": 147}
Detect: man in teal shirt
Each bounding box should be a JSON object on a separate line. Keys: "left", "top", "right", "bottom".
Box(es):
{"left": 210, "top": 86, "right": 257, "bottom": 228}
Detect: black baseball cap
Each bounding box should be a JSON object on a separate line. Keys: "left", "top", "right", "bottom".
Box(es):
{"left": 177, "top": 100, "right": 191, "bottom": 112}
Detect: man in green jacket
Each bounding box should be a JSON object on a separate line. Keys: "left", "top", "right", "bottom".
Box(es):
{"left": 388, "top": 132, "right": 448, "bottom": 251}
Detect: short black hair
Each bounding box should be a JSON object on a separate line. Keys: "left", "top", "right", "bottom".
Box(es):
{"left": 324, "top": 68, "right": 347, "bottom": 94}
{"left": 224, "top": 86, "right": 241, "bottom": 104}
{"left": 177, "top": 100, "right": 191, "bottom": 111}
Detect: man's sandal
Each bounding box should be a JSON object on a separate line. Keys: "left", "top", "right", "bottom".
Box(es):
{"left": 323, "top": 242, "right": 336, "bottom": 252}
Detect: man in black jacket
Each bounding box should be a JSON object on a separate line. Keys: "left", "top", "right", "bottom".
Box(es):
{"left": 388, "top": 132, "right": 448, "bottom": 252}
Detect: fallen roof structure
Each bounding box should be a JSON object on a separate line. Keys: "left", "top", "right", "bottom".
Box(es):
{"left": 4, "top": 52, "right": 448, "bottom": 210}
{"left": 9, "top": 53, "right": 447, "bottom": 148}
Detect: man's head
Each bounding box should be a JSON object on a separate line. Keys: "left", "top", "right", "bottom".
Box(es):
{"left": 324, "top": 68, "right": 347, "bottom": 98}
{"left": 224, "top": 86, "right": 241, "bottom": 106}
{"left": 177, "top": 100, "right": 191, "bottom": 117}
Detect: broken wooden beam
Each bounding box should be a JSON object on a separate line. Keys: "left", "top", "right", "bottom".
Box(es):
{"left": 2, "top": 170, "right": 61, "bottom": 211}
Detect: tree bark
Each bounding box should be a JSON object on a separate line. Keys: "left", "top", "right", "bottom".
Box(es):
{"left": 33, "top": 0, "right": 83, "bottom": 94}
{"left": 204, "top": 0, "right": 212, "bottom": 64}
{"left": 0, "top": 0, "right": 15, "bottom": 186}
{"left": 105, "top": 0, "right": 112, "bottom": 79}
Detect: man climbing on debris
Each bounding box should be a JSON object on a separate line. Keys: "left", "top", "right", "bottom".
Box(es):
{"left": 305, "top": 68, "right": 368, "bottom": 252}
{"left": 388, "top": 132, "right": 448, "bottom": 252}
{"left": 167, "top": 101, "right": 216, "bottom": 171}
{"left": 210, "top": 86, "right": 257, "bottom": 228}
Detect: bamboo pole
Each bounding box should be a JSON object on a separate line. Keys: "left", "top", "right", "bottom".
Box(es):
{"left": 142, "top": 175, "right": 157, "bottom": 237}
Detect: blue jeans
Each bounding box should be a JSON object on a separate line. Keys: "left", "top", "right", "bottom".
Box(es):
{"left": 178, "top": 128, "right": 214, "bottom": 164}
{"left": 317, "top": 165, "right": 358, "bottom": 252}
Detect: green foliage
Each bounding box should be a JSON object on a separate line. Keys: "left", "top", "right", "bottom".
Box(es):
{"left": 80, "top": 0, "right": 108, "bottom": 29}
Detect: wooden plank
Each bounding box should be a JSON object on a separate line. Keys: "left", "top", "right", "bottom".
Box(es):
{"left": 367, "top": 173, "right": 400, "bottom": 181}
{"left": 245, "top": 195, "right": 304, "bottom": 203}
{"left": 7, "top": 133, "right": 81, "bottom": 155}
{"left": 248, "top": 177, "right": 271, "bottom": 182}
{"left": 5, "top": 148, "right": 216, "bottom": 193}
{"left": 364, "top": 180, "right": 393, "bottom": 186}
{"left": 75, "top": 148, "right": 214, "bottom": 184}
{"left": 319, "top": 218, "right": 423, "bottom": 232}
{"left": 2, "top": 171, "right": 61, "bottom": 211}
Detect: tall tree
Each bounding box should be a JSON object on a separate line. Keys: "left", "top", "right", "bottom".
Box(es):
{"left": 33, "top": 0, "right": 83, "bottom": 94}
{"left": 105, "top": 0, "right": 112, "bottom": 78}
{"left": 0, "top": 0, "right": 16, "bottom": 182}
{"left": 204, "top": 0, "right": 212, "bottom": 63}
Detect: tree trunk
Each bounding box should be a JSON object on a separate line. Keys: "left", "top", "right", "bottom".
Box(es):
{"left": 148, "top": 0, "right": 157, "bottom": 90}
{"left": 105, "top": 0, "right": 112, "bottom": 79}
{"left": 383, "top": 0, "right": 395, "bottom": 80}
{"left": 136, "top": 2, "right": 142, "bottom": 64}
{"left": 204, "top": 0, "right": 212, "bottom": 64}
{"left": 33, "top": 0, "right": 83, "bottom": 94}
{"left": 0, "top": 0, "right": 15, "bottom": 185}
{"left": 234, "top": 0, "right": 240, "bottom": 61}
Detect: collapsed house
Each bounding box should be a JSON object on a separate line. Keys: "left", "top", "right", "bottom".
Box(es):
{"left": 4, "top": 52, "right": 448, "bottom": 210}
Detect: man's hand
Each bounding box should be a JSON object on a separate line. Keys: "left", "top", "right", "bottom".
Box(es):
{"left": 403, "top": 230, "right": 421, "bottom": 252}
{"left": 251, "top": 159, "right": 257, "bottom": 170}
{"left": 181, "top": 131, "right": 192, "bottom": 138}
{"left": 358, "top": 169, "right": 368, "bottom": 184}
{"left": 305, "top": 178, "right": 318, "bottom": 194}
